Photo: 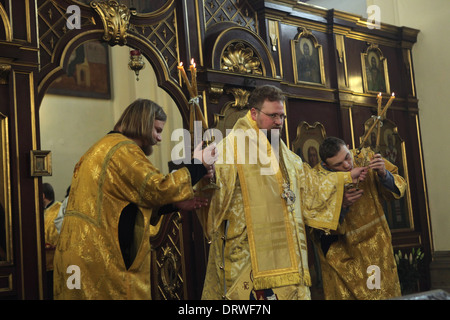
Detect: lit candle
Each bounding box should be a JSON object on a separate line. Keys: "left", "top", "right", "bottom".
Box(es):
{"left": 377, "top": 92, "right": 382, "bottom": 114}
{"left": 376, "top": 92, "right": 382, "bottom": 147}
{"left": 178, "top": 62, "right": 194, "bottom": 97}
{"left": 190, "top": 58, "right": 197, "bottom": 97}
{"left": 384, "top": 92, "right": 395, "bottom": 111}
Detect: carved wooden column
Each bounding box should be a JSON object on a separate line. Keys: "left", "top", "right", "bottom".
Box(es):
{"left": 0, "top": 0, "right": 45, "bottom": 299}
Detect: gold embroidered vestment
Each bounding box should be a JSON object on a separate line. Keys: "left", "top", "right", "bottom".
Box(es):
{"left": 53, "top": 133, "right": 194, "bottom": 299}
{"left": 196, "top": 112, "right": 353, "bottom": 300}
{"left": 44, "top": 201, "right": 61, "bottom": 271}
{"left": 315, "top": 147, "right": 406, "bottom": 300}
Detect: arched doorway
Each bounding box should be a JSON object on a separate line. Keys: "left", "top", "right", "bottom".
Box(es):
{"left": 38, "top": 39, "right": 207, "bottom": 299}
{"left": 34, "top": 0, "right": 209, "bottom": 299}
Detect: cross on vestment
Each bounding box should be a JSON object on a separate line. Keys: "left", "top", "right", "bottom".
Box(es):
{"left": 281, "top": 182, "right": 296, "bottom": 212}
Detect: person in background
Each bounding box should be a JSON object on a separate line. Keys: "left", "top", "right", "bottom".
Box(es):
{"left": 42, "top": 182, "right": 61, "bottom": 299}
{"left": 54, "top": 185, "right": 70, "bottom": 234}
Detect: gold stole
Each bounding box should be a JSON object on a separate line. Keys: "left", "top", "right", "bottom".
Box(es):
{"left": 232, "top": 112, "right": 309, "bottom": 290}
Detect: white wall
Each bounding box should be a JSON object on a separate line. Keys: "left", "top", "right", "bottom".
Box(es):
{"left": 304, "top": 0, "right": 450, "bottom": 251}
{"left": 40, "top": 44, "right": 183, "bottom": 201}
{"left": 392, "top": 0, "right": 450, "bottom": 252}
{"left": 306, "top": 0, "right": 368, "bottom": 16}
{"left": 40, "top": 95, "right": 114, "bottom": 201}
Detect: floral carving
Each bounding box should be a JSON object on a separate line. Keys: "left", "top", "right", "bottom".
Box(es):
{"left": 221, "top": 42, "right": 262, "bottom": 75}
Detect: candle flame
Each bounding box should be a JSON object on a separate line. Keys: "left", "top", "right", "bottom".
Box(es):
{"left": 179, "top": 62, "right": 183, "bottom": 67}
{"left": 378, "top": 92, "right": 382, "bottom": 96}
{"left": 392, "top": 92, "right": 395, "bottom": 96}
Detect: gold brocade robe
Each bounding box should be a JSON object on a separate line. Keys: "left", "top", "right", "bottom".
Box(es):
{"left": 53, "top": 133, "right": 194, "bottom": 300}
{"left": 315, "top": 147, "right": 406, "bottom": 300}
{"left": 44, "top": 201, "right": 61, "bottom": 271}
{"left": 196, "top": 112, "right": 353, "bottom": 300}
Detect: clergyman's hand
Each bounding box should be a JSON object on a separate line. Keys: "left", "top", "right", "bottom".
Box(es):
{"left": 350, "top": 166, "right": 368, "bottom": 184}
{"left": 193, "top": 141, "right": 218, "bottom": 172}
{"left": 369, "top": 153, "right": 387, "bottom": 178}
{"left": 342, "top": 188, "right": 364, "bottom": 209}
{"left": 174, "top": 197, "right": 209, "bottom": 212}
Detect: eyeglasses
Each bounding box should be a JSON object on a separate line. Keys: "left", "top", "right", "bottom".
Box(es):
{"left": 257, "top": 109, "right": 286, "bottom": 122}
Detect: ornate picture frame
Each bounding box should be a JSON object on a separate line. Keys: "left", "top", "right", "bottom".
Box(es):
{"left": 30, "top": 150, "right": 52, "bottom": 177}
{"left": 361, "top": 44, "right": 390, "bottom": 94}
{"left": 291, "top": 121, "right": 326, "bottom": 169}
{"left": 291, "top": 27, "right": 326, "bottom": 86}
{"left": 47, "top": 41, "right": 111, "bottom": 99}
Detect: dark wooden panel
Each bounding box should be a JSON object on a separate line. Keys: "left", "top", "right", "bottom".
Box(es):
{"left": 287, "top": 99, "right": 342, "bottom": 142}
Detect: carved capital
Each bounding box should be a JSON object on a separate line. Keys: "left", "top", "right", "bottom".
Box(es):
{"left": 227, "top": 87, "right": 250, "bottom": 109}
{"left": 91, "top": 0, "right": 135, "bottom": 46}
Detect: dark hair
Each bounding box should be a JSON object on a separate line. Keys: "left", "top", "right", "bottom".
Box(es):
{"left": 319, "top": 137, "right": 346, "bottom": 164}
{"left": 42, "top": 183, "right": 55, "bottom": 202}
{"left": 113, "top": 99, "right": 167, "bottom": 154}
{"left": 247, "top": 85, "right": 286, "bottom": 110}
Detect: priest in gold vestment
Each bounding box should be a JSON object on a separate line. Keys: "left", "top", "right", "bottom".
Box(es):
{"left": 53, "top": 99, "right": 215, "bottom": 300}
{"left": 315, "top": 136, "right": 406, "bottom": 299}
{"left": 196, "top": 86, "right": 366, "bottom": 300}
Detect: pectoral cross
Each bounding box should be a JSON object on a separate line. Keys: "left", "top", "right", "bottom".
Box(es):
{"left": 281, "top": 182, "right": 296, "bottom": 212}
